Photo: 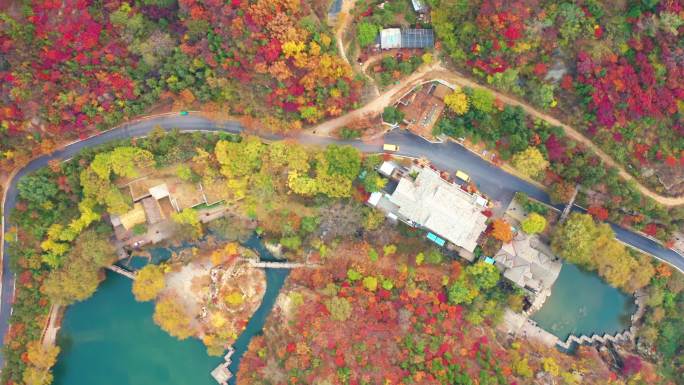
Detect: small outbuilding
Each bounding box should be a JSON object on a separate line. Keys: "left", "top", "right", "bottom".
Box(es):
{"left": 411, "top": 0, "right": 428, "bottom": 13}
{"left": 380, "top": 28, "right": 402, "bottom": 49}
{"left": 118, "top": 203, "right": 146, "bottom": 230}
{"left": 380, "top": 28, "right": 434, "bottom": 50}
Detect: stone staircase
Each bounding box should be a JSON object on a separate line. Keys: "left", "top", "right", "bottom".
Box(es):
{"left": 557, "top": 289, "right": 647, "bottom": 350}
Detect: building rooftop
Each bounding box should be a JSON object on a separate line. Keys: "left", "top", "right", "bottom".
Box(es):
{"left": 396, "top": 83, "right": 446, "bottom": 136}
{"left": 400, "top": 29, "right": 434, "bottom": 48}
{"left": 494, "top": 234, "right": 562, "bottom": 293}
{"left": 149, "top": 183, "right": 169, "bottom": 200}
{"left": 380, "top": 28, "right": 402, "bottom": 49}
{"left": 387, "top": 166, "right": 488, "bottom": 252}
{"left": 380, "top": 28, "right": 435, "bottom": 49}
{"left": 128, "top": 178, "right": 163, "bottom": 201}
{"left": 411, "top": 0, "right": 428, "bottom": 13}
{"left": 119, "top": 203, "right": 146, "bottom": 230}
{"left": 432, "top": 83, "right": 452, "bottom": 100}
{"left": 141, "top": 197, "right": 164, "bottom": 225}
{"left": 378, "top": 161, "right": 398, "bottom": 177}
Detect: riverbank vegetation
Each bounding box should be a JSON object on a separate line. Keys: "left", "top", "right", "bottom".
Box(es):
{"left": 0, "top": 0, "right": 361, "bottom": 174}
{"left": 431, "top": 0, "right": 684, "bottom": 195}
{"left": 551, "top": 212, "right": 654, "bottom": 292}
{"left": 435, "top": 85, "right": 684, "bottom": 244}
{"left": 5, "top": 129, "right": 677, "bottom": 384}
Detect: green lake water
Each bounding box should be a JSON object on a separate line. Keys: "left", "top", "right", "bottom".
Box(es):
{"left": 53, "top": 236, "right": 289, "bottom": 385}
{"left": 53, "top": 272, "right": 218, "bottom": 385}
{"left": 531, "top": 263, "right": 635, "bottom": 340}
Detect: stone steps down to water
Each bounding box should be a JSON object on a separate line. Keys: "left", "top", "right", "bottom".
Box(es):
{"left": 557, "top": 331, "right": 632, "bottom": 350}
{"left": 211, "top": 347, "right": 236, "bottom": 385}
{"left": 557, "top": 289, "right": 647, "bottom": 350}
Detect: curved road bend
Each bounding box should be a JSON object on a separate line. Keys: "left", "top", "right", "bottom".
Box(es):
{"left": 1, "top": 115, "right": 682, "bottom": 367}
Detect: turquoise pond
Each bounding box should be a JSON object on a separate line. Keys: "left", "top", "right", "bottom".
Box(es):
{"left": 531, "top": 263, "right": 636, "bottom": 340}
{"left": 53, "top": 237, "right": 288, "bottom": 385}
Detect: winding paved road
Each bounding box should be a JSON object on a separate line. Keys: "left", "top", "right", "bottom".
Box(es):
{"left": 1, "top": 114, "right": 683, "bottom": 368}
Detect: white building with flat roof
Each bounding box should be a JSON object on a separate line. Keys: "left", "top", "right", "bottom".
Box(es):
{"left": 369, "top": 163, "right": 488, "bottom": 254}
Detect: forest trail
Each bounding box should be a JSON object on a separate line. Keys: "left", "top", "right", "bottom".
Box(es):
{"left": 333, "top": 0, "right": 356, "bottom": 65}
{"left": 334, "top": 0, "right": 380, "bottom": 97}
{"left": 312, "top": 61, "right": 684, "bottom": 206}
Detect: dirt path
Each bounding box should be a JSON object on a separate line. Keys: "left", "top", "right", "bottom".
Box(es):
{"left": 312, "top": 61, "right": 684, "bottom": 206}
{"left": 312, "top": 61, "right": 442, "bottom": 135}
{"left": 333, "top": 0, "right": 380, "bottom": 97}
{"left": 333, "top": 0, "right": 356, "bottom": 65}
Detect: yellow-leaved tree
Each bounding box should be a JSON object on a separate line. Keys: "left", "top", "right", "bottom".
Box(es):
{"left": 444, "top": 87, "right": 469, "bottom": 115}
{"left": 154, "top": 296, "right": 194, "bottom": 340}
{"left": 132, "top": 264, "right": 166, "bottom": 302}
{"left": 511, "top": 147, "right": 549, "bottom": 179}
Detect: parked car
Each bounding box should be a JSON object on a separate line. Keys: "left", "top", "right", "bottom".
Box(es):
{"left": 455, "top": 170, "right": 471, "bottom": 182}
{"left": 383, "top": 144, "right": 400, "bottom": 152}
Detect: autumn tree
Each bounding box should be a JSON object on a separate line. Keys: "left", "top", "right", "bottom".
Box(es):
{"left": 42, "top": 230, "right": 116, "bottom": 305}
{"left": 552, "top": 213, "right": 653, "bottom": 291}
{"left": 444, "top": 87, "right": 469, "bottom": 115}
{"left": 587, "top": 205, "right": 609, "bottom": 221}
{"left": 363, "top": 276, "right": 378, "bottom": 292}
{"left": 521, "top": 213, "right": 547, "bottom": 234}
{"left": 215, "top": 137, "right": 265, "bottom": 178}
{"left": 91, "top": 147, "right": 153, "bottom": 180}
{"left": 325, "top": 296, "right": 351, "bottom": 321}
{"left": 73, "top": 230, "right": 118, "bottom": 267}
{"left": 363, "top": 208, "right": 385, "bottom": 231}
{"left": 323, "top": 145, "right": 361, "bottom": 180}
{"left": 548, "top": 181, "right": 575, "bottom": 204}
{"left": 469, "top": 262, "right": 500, "bottom": 289}
{"left": 382, "top": 106, "right": 405, "bottom": 124}
{"left": 154, "top": 296, "right": 194, "bottom": 340}
{"left": 17, "top": 173, "right": 59, "bottom": 207}
{"left": 133, "top": 264, "right": 166, "bottom": 302}
{"left": 22, "top": 367, "right": 53, "bottom": 385}
{"left": 21, "top": 340, "right": 60, "bottom": 385}
{"left": 26, "top": 341, "right": 60, "bottom": 370}
{"left": 470, "top": 88, "right": 496, "bottom": 113}
{"left": 172, "top": 208, "right": 203, "bottom": 239}
{"left": 551, "top": 213, "right": 597, "bottom": 266}
{"left": 490, "top": 218, "right": 513, "bottom": 243}
{"left": 42, "top": 260, "right": 100, "bottom": 305}
{"left": 511, "top": 147, "right": 549, "bottom": 179}
{"left": 80, "top": 168, "right": 131, "bottom": 215}
{"left": 357, "top": 22, "right": 379, "bottom": 48}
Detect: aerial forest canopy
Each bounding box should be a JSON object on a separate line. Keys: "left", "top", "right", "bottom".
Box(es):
{"left": 430, "top": 0, "right": 684, "bottom": 191}
{"left": 0, "top": 0, "right": 361, "bottom": 172}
